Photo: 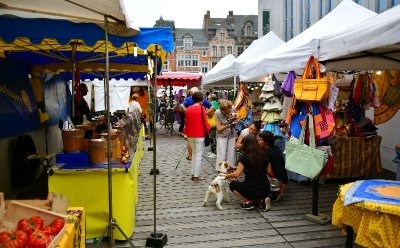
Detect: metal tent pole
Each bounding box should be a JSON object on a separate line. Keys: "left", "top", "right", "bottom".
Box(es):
{"left": 146, "top": 46, "right": 167, "bottom": 248}
{"left": 96, "top": 15, "right": 135, "bottom": 248}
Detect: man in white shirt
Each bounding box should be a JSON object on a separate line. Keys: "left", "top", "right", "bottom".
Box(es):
{"left": 127, "top": 93, "right": 142, "bottom": 114}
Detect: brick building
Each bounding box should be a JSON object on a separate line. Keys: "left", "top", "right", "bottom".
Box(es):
{"left": 154, "top": 11, "right": 258, "bottom": 74}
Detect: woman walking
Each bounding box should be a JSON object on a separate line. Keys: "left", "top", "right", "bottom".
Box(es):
{"left": 184, "top": 91, "right": 211, "bottom": 181}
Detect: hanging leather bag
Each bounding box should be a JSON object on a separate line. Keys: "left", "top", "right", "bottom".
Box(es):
{"left": 294, "top": 56, "right": 330, "bottom": 102}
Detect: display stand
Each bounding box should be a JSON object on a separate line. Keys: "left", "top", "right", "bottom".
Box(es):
{"left": 304, "top": 178, "right": 331, "bottom": 225}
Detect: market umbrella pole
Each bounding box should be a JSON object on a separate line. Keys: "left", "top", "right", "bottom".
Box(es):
{"left": 147, "top": 76, "right": 153, "bottom": 151}
{"left": 96, "top": 15, "right": 135, "bottom": 248}
{"left": 146, "top": 48, "right": 168, "bottom": 248}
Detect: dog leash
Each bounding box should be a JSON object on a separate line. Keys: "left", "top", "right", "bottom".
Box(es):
{"left": 254, "top": 208, "right": 295, "bottom": 248}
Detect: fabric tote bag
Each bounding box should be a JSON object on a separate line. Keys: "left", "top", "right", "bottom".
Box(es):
{"left": 285, "top": 113, "right": 326, "bottom": 180}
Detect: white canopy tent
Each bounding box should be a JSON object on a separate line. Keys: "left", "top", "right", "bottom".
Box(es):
{"left": 319, "top": 4, "right": 400, "bottom": 71}
{"left": 0, "top": 0, "right": 140, "bottom": 35}
{"left": 202, "top": 32, "right": 285, "bottom": 86}
{"left": 201, "top": 54, "right": 236, "bottom": 87}
{"left": 240, "top": 0, "right": 377, "bottom": 82}
{"left": 93, "top": 78, "right": 147, "bottom": 113}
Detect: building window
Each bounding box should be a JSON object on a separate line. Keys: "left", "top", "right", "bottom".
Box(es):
{"left": 162, "top": 60, "right": 170, "bottom": 71}
{"left": 219, "top": 46, "right": 225, "bottom": 57}
{"left": 245, "top": 25, "right": 252, "bottom": 36}
{"left": 237, "top": 46, "right": 244, "bottom": 56}
{"left": 183, "top": 36, "right": 193, "bottom": 50}
{"left": 320, "top": 0, "right": 326, "bottom": 18}
{"left": 355, "top": 0, "right": 365, "bottom": 6}
{"left": 220, "top": 32, "right": 225, "bottom": 41}
{"left": 300, "top": 0, "right": 305, "bottom": 32}
{"left": 262, "top": 10, "right": 270, "bottom": 35}
{"left": 227, "top": 46, "right": 232, "bottom": 54}
{"left": 212, "top": 46, "right": 217, "bottom": 57}
{"left": 328, "top": 0, "right": 333, "bottom": 11}
{"left": 192, "top": 54, "right": 199, "bottom": 67}
{"left": 285, "top": 0, "right": 289, "bottom": 41}
{"left": 306, "top": 0, "right": 311, "bottom": 28}
{"left": 212, "top": 60, "right": 217, "bottom": 68}
{"left": 176, "top": 54, "right": 199, "bottom": 68}
{"left": 290, "top": 0, "right": 294, "bottom": 39}
{"left": 177, "top": 54, "right": 185, "bottom": 67}
{"left": 202, "top": 49, "right": 207, "bottom": 57}
{"left": 201, "top": 62, "right": 209, "bottom": 73}
{"left": 377, "top": 0, "right": 386, "bottom": 12}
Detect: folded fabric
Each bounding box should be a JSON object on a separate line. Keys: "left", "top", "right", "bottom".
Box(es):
{"left": 259, "top": 92, "right": 274, "bottom": 100}
{"left": 344, "top": 179, "right": 400, "bottom": 206}
{"left": 262, "top": 123, "right": 284, "bottom": 137}
{"left": 263, "top": 99, "right": 283, "bottom": 111}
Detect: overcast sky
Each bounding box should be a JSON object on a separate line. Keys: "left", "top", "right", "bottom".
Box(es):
{"left": 127, "top": 0, "right": 258, "bottom": 28}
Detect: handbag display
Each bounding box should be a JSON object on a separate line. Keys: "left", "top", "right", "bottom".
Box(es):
{"left": 285, "top": 113, "right": 326, "bottom": 180}
{"left": 294, "top": 56, "right": 330, "bottom": 102}
{"left": 313, "top": 103, "right": 335, "bottom": 140}
{"left": 201, "top": 107, "right": 211, "bottom": 147}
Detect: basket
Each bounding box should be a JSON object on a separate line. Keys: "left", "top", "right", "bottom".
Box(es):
{"left": 3, "top": 201, "right": 67, "bottom": 248}
{"left": 89, "top": 139, "right": 118, "bottom": 164}
{"left": 62, "top": 129, "right": 85, "bottom": 153}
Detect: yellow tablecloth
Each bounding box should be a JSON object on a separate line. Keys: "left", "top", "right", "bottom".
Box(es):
{"left": 57, "top": 207, "right": 86, "bottom": 248}
{"left": 332, "top": 183, "right": 400, "bottom": 248}
{"left": 49, "top": 128, "right": 144, "bottom": 240}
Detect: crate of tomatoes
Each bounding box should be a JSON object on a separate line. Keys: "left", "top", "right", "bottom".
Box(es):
{"left": 0, "top": 200, "right": 67, "bottom": 248}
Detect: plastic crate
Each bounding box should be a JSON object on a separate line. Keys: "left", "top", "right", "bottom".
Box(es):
{"left": 3, "top": 200, "right": 67, "bottom": 247}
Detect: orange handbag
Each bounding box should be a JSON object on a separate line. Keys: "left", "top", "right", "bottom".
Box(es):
{"left": 294, "top": 56, "right": 330, "bottom": 102}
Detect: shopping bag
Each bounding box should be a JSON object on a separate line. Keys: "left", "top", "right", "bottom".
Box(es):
{"left": 313, "top": 103, "right": 335, "bottom": 140}
{"left": 294, "top": 56, "right": 330, "bottom": 102}
{"left": 285, "top": 113, "right": 326, "bottom": 180}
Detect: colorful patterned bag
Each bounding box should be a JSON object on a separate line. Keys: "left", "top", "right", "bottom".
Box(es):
{"left": 313, "top": 103, "right": 335, "bottom": 140}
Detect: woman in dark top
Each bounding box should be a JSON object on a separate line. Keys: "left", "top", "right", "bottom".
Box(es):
{"left": 224, "top": 135, "right": 271, "bottom": 211}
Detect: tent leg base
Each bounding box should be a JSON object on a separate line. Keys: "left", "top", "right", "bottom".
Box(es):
{"left": 305, "top": 213, "right": 331, "bottom": 225}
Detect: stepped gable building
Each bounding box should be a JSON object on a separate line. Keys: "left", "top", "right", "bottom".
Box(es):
{"left": 154, "top": 11, "right": 258, "bottom": 73}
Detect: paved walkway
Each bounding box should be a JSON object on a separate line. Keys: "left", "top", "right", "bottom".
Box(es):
{"left": 129, "top": 125, "right": 350, "bottom": 248}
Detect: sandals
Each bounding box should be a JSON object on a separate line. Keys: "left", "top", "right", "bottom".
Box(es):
{"left": 191, "top": 176, "right": 205, "bottom": 181}
{"left": 186, "top": 156, "right": 192, "bottom": 160}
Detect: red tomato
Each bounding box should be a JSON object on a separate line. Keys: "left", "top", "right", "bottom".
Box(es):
{"left": 0, "top": 230, "right": 28, "bottom": 248}
{"left": 17, "top": 216, "right": 44, "bottom": 236}
{"left": 26, "top": 230, "right": 53, "bottom": 248}
{"left": 49, "top": 218, "right": 65, "bottom": 235}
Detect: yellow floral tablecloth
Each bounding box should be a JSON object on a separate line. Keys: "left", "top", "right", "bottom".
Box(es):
{"left": 333, "top": 183, "right": 400, "bottom": 248}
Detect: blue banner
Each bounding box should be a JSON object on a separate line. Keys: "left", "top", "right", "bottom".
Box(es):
{"left": 0, "top": 62, "right": 39, "bottom": 138}
{"left": 44, "top": 74, "right": 68, "bottom": 127}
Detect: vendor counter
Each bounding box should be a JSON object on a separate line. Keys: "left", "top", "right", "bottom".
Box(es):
{"left": 329, "top": 136, "right": 382, "bottom": 178}
{"left": 49, "top": 131, "right": 144, "bottom": 240}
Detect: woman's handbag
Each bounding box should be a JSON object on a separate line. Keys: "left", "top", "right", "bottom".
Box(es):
{"left": 201, "top": 107, "right": 211, "bottom": 147}
{"left": 313, "top": 103, "right": 335, "bottom": 140}
{"left": 294, "top": 56, "right": 330, "bottom": 102}
{"left": 285, "top": 113, "right": 326, "bottom": 180}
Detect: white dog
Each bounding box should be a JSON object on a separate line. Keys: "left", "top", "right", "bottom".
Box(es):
{"left": 202, "top": 162, "right": 230, "bottom": 210}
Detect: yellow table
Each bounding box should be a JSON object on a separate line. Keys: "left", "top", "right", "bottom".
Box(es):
{"left": 332, "top": 182, "right": 400, "bottom": 248}
{"left": 49, "top": 129, "right": 144, "bottom": 240}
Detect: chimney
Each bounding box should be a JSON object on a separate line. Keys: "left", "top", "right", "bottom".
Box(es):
{"left": 227, "top": 11, "right": 234, "bottom": 24}
{"left": 203, "top": 10, "right": 211, "bottom": 30}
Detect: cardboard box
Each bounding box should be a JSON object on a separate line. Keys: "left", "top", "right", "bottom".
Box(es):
{"left": 2, "top": 201, "right": 67, "bottom": 248}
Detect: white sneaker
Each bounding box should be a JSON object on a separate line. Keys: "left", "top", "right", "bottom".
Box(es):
{"left": 208, "top": 153, "right": 216, "bottom": 158}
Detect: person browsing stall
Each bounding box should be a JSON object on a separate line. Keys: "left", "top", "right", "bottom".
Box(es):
{"left": 184, "top": 91, "right": 211, "bottom": 181}
{"left": 258, "top": 131, "right": 288, "bottom": 201}
{"left": 127, "top": 93, "right": 142, "bottom": 114}
{"left": 224, "top": 134, "right": 272, "bottom": 211}
{"left": 235, "top": 120, "right": 262, "bottom": 150}
{"left": 215, "top": 99, "right": 239, "bottom": 169}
